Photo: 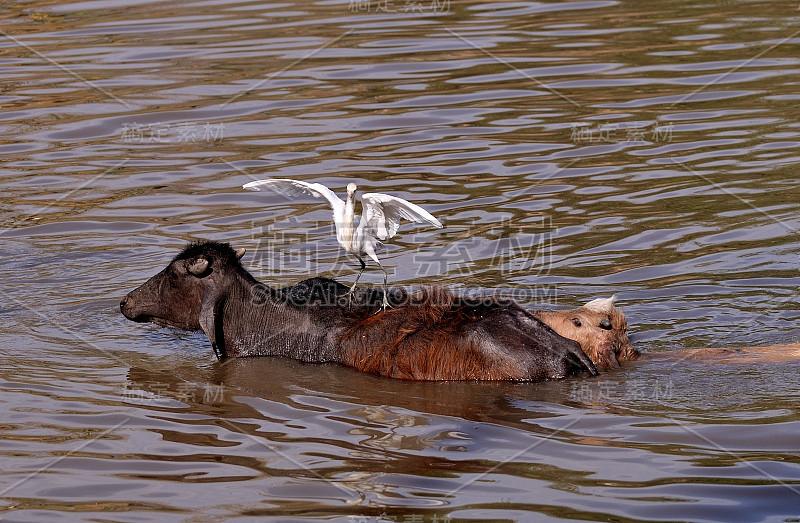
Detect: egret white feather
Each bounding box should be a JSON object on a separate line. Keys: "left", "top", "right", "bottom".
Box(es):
{"left": 243, "top": 178, "right": 442, "bottom": 309}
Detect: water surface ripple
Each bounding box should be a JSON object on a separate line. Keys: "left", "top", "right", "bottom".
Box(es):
{"left": 2, "top": 0, "right": 800, "bottom": 521}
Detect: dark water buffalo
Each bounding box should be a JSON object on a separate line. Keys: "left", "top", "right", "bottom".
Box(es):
{"left": 120, "top": 241, "right": 597, "bottom": 381}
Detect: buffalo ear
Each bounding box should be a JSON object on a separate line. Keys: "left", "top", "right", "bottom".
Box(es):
{"left": 199, "top": 293, "right": 227, "bottom": 359}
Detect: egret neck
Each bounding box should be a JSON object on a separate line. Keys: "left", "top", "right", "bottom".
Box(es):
{"left": 341, "top": 182, "right": 357, "bottom": 252}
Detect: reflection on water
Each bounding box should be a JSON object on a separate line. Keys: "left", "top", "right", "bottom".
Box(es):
{"left": 2, "top": 0, "right": 800, "bottom": 520}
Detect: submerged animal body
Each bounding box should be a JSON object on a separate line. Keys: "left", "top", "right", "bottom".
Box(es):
{"left": 537, "top": 297, "right": 800, "bottom": 369}
{"left": 242, "top": 178, "right": 442, "bottom": 308}
{"left": 534, "top": 296, "right": 639, "bottom": 368}
{"left": 120, "top": 241, "right": 597, "bottom": 381}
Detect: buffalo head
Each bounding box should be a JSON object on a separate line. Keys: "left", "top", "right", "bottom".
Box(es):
{"left": 535, "top": 295, "right": 638, "bottom": 368}
{"left": 120, "top": 242, "right": 246, "bottom": 351}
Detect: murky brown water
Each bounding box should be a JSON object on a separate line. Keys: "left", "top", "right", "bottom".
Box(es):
{"left": 2, "top": 0, "right": 800, "bottom": 521}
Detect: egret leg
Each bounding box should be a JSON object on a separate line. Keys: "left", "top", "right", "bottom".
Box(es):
{"left": 376, "top": 259, "right": 390, "bottom": 312}
{"left": 362, "top": 245, "right": 390, "bottom": 312}
{"left": 345, "top": 256, "right": 366, "bottom": 307}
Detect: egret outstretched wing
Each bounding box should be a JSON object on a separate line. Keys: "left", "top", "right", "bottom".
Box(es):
{"left": 244, "top": 179, "right": 442, "bottom": 310}
{"left": 243, "top": 178, "right": 345, "bottom": 217}
{"left": 360, "top": 192, "right": 443, "bottom": 240}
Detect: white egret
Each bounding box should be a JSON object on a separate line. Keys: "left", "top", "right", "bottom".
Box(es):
{"left": 243, "top": 178, "right": 443, "bottom": 309}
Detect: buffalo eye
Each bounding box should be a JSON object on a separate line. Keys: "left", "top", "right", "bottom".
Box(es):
{"left": 571, "top": 318, "right": 582, "bottom": 327}
{"left": 599, "top": 318, "right": 612, "bottom": 330}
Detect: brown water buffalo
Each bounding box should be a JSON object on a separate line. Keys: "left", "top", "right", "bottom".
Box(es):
{"left": 120, "top": 241, "right": 597, "bottom": 381}
{"left": 534, "top": 295, "right": 639, "bottom": 368}
{"left": 537, "top": 297, "right": 800, "bottom": 368}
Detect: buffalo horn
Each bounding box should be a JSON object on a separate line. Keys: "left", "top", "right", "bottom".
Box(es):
{"left": 235, "top": 247, "right": 246, "bottom": 260}
{"left": 188, "top": 259, "right": 209, "bottom": 275}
